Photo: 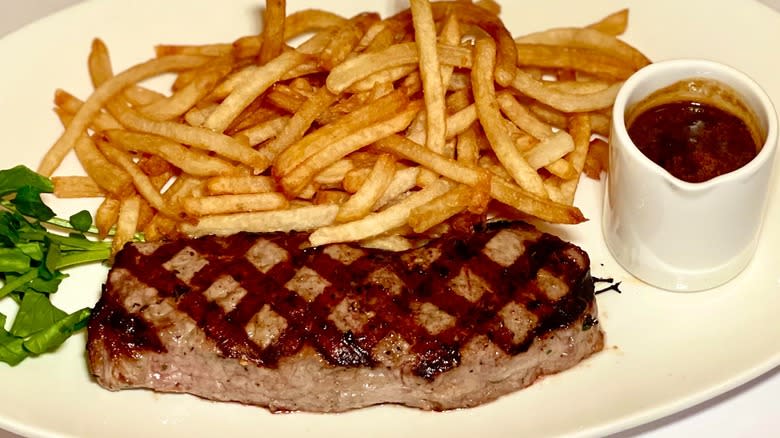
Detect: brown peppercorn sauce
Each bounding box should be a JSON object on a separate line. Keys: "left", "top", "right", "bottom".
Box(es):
{"left": 627, "top": 101, "right": 758, "bottom": 183}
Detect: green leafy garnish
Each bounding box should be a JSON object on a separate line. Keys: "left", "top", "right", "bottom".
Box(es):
{"left": 0, "top": 165, "right": 111, "bottom": 365}
{"left": 69, "top": 210, "right": 93, "bottom": 233}
{"left": 0, "top": 165, "right": 53, "bottom": 197}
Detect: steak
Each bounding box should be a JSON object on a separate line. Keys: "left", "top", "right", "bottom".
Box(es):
{"left": 87, "top": 221, "right": 603, "bottom": 412}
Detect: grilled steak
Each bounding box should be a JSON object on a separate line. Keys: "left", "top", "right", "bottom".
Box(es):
{"left": 87, "top": 221, "right": 603, "bottom": 412}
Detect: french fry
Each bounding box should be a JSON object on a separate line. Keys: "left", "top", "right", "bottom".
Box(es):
{"left": 388, "top": 1, "right": 517, "bottom": 85}
{"left": 273, "top": 90, "right": 408, "bottom": 175}
{"left": 438, "top": 12, "right": 462, "bottom": 90}
{"left": 515, "top": 44, "right": 634, "bottom": 80}
{"left": 342, "top": 168, "right": 371, "bottom": 193}
{"left": 373, "top": 167, "right": 421, "bottom": 210}
{"left": 259, "top": 86, "right": 338, "bottom": 166}
{"left": 144, "top": 175, "right": 203, "bottom": 241}
{"left": 584, "top": 138, "right": 609, "bottom": 179}
{"left": 522, "top": 131, "right": 575, "bottom": 170}
{"left": 319, "top": 13, "right": 379, "bottom": 71}
{"left": 155, "top": 42, "right": 232, "bottom": 57}
{"left": 445, "top": 104, "right": 478, "bottom": 139}
{"left": 180, "top": 204, "right": 339, "bottom": 237}
{"left": 103, "top": 130, "right": 237, "bottom": 177}
{"left": 39, "top": 49, "right": 210, "bottom": 176}
{"left": 206, "top": 175, "right": 276, "bottom": 194}
{"left": 234, "top": 115, "right": 290, "bottom": 146}
{"left": 510, "top": 69, "right": 623, "bottom": 112}
{"left": 283, "top": 9, "right": 348, "bottom": 40}
{"left": 377, "top": 134, "right": 483, "bottom": 186}
{"left": 376, "top": 134, "right": 584, "bottom": 223}
{"left": 337, "top": 154, "right": 396, "bottom": 222}
{"left": 313, "top": 190, "right": 351, "bottom": 205}
{"left": 496, "top": 92, "right": 554, "bottom": 140}
{"left": 514, "top": 26, "right": 650, "bottom": 70}
{"left": 280, "top": 101, "right": 421, "bottom": 196}
{"left": 309, "top": 179, "right": 452, "bottom": 246}
{"left": 109, "top": 102, "right": 268, "bottom": 169}
{"left": 138, "top": 63, "right": 231, "bottom": 121}
{"left": 72, "top": 134, "right": 134, "bottom": 198}
{"left": 456, "top": 125, "right": 480, "bottom": 167}
{"left": 586, "top": 8, "right": 629, "bottom": 35}
{"left": 95, "top": 197, "right": 121, "bottom": 239}
{"left": 203, "top": 49, "right": 307, "bottom": 133}
{"left": 183, "top": 193, "right": 288, "bottom": 215}
{"left": 408, "top": 183, "right": 473, "bottom": 233}
{"left": 490, "top": 178, "right": 585, "bottom": 224}
{"left": 472, "top": 38, "right": 547, "bottom": 197}
{"left": 113, "top": 195, "right": 141, "bottom": 254}
{"left": 97, "top": 141, "right": 182, "bottom": 219}
{"left": 42, "top": 2, "right": 642, "bottom": 249}
{"left": 348, "top": 65, "right": 417, "bottom": 93}
{"left": 53, "top": 89, "right": 122, "bottom": 132}
{"left": 326, "top": 43, "right": 472, "bottom": 94}
{"left": 52, "top": 176, "right": 104, "bottom": 198}
{"left": 359, "top": 234, "right": 413, "bottom": 252}
{"left": 313, "top": 159, "right": 355, "bottom": 185}
{"left": 559, "top": 113, "right": 592, "bottom": 204}
{"left": 410, "top": 0, "right": 447, "bottom": 156}
{"left": 258, "top": 0, "right": 287, "bottom": 64}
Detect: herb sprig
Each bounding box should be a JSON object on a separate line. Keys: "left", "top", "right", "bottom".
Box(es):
{"left": 0, "top": 165, "right": 111, "bottom": 365}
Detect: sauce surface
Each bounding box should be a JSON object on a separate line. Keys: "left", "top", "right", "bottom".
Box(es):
{"left": 627, "top": 101, "right": 758, "bottom": 183}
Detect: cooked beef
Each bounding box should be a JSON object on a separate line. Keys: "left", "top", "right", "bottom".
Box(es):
{"left": 87, "top": 221, "right": 603, "bottom": 412}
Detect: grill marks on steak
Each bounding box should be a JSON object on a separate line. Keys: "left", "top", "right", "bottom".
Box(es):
{"left": 88, "top": 221, "right": 603, "bottom": 411}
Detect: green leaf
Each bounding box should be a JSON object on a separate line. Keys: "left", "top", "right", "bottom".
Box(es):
{"left": 9, "top": 291, "right": 67, "bottom": 338}
{"left": 0, "top": 166, "right": 53, "bottom": 198}
{"left": 0, "top": 269, "right": 37, "bottom": 299}
{"left": 0, "top": 247, "right": 32, "bottom": 273}
{"left": 44, "top": 240, "right": 61, "bottom": 277}
{"left": 46, "top": 233, "right": 109, "bottom": 252}
{"left": 26, "top": 272, "right": 67, "bottom": 294}
{"left": 54, "top": 248, "right": 111, "bottom": 270}
{"left": 0, "top": 314, "right": 28, "bottom": 366}
{"left": 69, "top": 210, "right": 93, "bottom": 233}
{"left": 0, "top": 166, "right": 112, "bottom": 364}
{"left": 23, "top": 307, "right": 91, "bottom": 355}
{"left": 16, "top": 241, "right": 44, "bottom": 261}
{"left": 11, "top": 186, "right": 55, "bottom": 222}
{"left": 0, "top": 211, "right": 21, "bottom": 246}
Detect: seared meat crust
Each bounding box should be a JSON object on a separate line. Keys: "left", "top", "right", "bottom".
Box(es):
{"left": 87, "top": 221, "right": 603, "bottom": 412}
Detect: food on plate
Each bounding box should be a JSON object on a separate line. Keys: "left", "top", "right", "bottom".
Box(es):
{"left": 625, "top": 78, "right": 762, "bottom": 183}
{"left": 3, "top": 0, "right": 651, "bottom": 408}
{"left": 87, "top": 219, "right": 602, "bottom": 411}
{"left": 39, "top": 0, "right": 649, "bottom": 251}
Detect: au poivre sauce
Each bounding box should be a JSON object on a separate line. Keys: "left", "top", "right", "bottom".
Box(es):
{"left": 627, "top": 101, "right": 758, "bottom": 183}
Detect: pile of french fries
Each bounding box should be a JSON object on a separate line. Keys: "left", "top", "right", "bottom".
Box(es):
{"left": 41, "top": 0, "right": 650, "bottom": 253}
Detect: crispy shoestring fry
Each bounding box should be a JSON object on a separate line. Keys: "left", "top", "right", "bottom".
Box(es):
{"left": 39, "top": 1, "right": 645, "bottom": 251}
{"left": 39, "top": 52, "right": 210, "bottom": 176}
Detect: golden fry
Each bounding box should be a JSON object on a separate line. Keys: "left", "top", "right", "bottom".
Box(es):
{"left": 52, "top": 176, "right": 104, "bottom": 198}
{"left": 206, "top": 175, "right": 276, "bottom": 194}
{"left": 472, "top": 38, "right": 547, "bottom": 197}
{"left": 73, "top": 134, "right": 134, "bottom": 198}
{"left": 258, "top": 0, "right": 287, "bottom": 64}
{"left": 337, "top": 154, "right": 396, "bottom": 222}
{"left": 112, "top": 195, "right": 141, "bottom": 254}
{"left": 183, "top": 193, "right": 288, "bottom": 215}
{"left": 41, "top": 2, "right": 642, "bottom": 248}
{"left": 280, "top": 101, "right": 421, "bottom": 196}
{"left": 309, "top": 179, "right": 452, "bottom": 246}
{"left": 410, "top": 0, "right": 447, "bottom": 156}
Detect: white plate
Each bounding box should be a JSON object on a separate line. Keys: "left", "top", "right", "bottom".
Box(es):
{"left": 0, "top": 0, "right": 778, "bottom": 437}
